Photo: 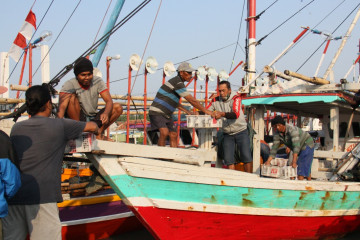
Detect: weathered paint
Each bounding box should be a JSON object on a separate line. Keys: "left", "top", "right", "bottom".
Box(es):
{"left": 109, "top": 175, "right": 360, "bottom": 212}
{"left": 131, "top": 206, "right": 360, "bottom": 240}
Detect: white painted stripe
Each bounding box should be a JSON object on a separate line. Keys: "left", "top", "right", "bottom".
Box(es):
{"left": 61, "top": 212, "right": 134, "bottom": 226}
{"left": 127, "top": 197, "right": 360, "bottom": 217}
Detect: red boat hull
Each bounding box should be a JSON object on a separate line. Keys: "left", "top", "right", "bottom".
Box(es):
{"left": 132, "top": 206, "right": 360, "bottom": 240}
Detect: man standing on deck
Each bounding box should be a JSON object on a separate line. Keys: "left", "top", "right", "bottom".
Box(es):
{"left": 149, "top": 62, "right": 215, "bottom": 147}
{"left": 3, "top": 84, "right": 99, "bottom": 240}
{"left": 57, "top": 57, "right": 123, "bottom": 140}
{"left": 265, "top": 115, "right": 314, "bottom": 180}
{"left": 207, "top": 81, "right": 253, "bottom": 172}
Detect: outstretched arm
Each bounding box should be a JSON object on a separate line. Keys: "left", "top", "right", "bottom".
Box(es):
{"left": 184, "top": 95, "right": 215, "bottom": 117}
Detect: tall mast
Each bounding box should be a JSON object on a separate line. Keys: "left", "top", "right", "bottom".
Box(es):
{"left": 247, "top": 0, "right": 256, "bottom": 86}
{"left": 92, "top": 0, "right": 126, "bottom": 67}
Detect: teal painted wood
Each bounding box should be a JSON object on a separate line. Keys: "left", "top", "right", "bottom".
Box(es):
{"left": 108, "top": 174, "right": 360, "bottom": 211}
{"left": 242, "top": 95, "right": 343, "bottom": 106}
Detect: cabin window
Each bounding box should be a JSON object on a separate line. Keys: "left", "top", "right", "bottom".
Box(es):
{"left": 327, "top": 122, "right": 349, "bottom": 139}
{"left": 352, "top": 122, "right": 360, "bottom": 137}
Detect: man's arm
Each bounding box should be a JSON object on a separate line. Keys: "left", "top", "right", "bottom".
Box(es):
{"left": 177, "top": 104, "right": 197, "bottom": 115}
{"left": 183, "top": 95, "right": 214, "bottom": 117}
{"left": 99, "top": 90, "right": 113, "bottom": 124}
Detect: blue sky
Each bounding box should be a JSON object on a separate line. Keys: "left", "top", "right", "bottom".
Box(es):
{"left": 1, "top": 0, "right": 360, "bottom": 98}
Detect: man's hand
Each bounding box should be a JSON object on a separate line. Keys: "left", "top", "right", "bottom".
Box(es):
{"left": 286, "top": 147, "right": 291, "bottom": 154}
{"left": 292, "top": 161, "right": 297, "bottom": 168}
{"left": 264, "top": 156, "right": 272, "bottom": 166}
{"left": 100, "top": 113, "right": 109, "bottom": 125}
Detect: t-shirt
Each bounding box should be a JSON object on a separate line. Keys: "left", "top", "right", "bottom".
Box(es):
{"left": 149, "top": 76, "right": 190, "bottom": 119}
{"left": 60, "top": 76, "right": 108, "bottom": 116}
{"left": 9, "top": 116, "right": 86, "bottom": 204}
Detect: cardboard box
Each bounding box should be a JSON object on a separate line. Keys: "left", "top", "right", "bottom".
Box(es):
{"left": 186, "top": 115, "right": 222, "bottom": 128}
{"left": 65, "top": 133, "right": 95, "bottom": 153}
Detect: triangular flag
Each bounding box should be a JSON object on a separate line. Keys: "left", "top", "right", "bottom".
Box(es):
{"left": 8, "top": 33, "right": 27, "bottom": 62}
{"left": 19, "top": 10, "right": 36, "bottom": 40}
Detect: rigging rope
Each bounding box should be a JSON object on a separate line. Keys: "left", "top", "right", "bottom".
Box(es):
{"left": 92, "top": 0, "right": 113, "bottom": 45}
{"left": 229, "top": 0, "right": 246, "bottom": 73}
{"left": 296, "top": 1, "right": 359, "bottom": 72}
{"left": 255, "top": 0, "right": 315, "bottom": 46}
{"left": 31, "top": 0, "right": 83, "bottom": 83}
{"left": 109, "top": 42, "right": 237, "bottom": 84}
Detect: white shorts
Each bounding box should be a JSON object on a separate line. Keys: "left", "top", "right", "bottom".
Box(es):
{"left": 3, "top": 203, "right": 61, "bottom": 240}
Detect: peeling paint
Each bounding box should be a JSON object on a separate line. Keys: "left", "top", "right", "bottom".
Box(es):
{"left": 220, "top": 180, "right": 226, "bottom": 185}
{"left": 305, "top": 186, "right": 314, "bottom": 191}
{"left": 278, "top": 190, "right": 283, "bottom": 197}
{"left": 320, "top": 202, "right": 325, "bottom": 210}
{"left": 322, "top": 192, "right": 331, "bottom": 201}
{"left": 188, "top": 206, "right": 194, "bottom": 210}
{"left": 203, "top": 206, "right": 206, "bottom": 211}
{"left": 242, "top": 198, "right": 254, "bottom": 207}
{"left": 341, "top": 193, "right": 347, "bottom": 202}
{"left": 210, "top": 195, "right": 217, "bottom": 203}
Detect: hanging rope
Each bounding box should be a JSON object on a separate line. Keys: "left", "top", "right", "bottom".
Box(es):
{"left": 255, "top": 0, "right": 315, "bottom": 46}
{"left": 229, "top": 0, "right": 246, "bottom": 73}
{"left": 109, "top": 42, "right": 237, "bottom": 84}
{"left": 296, "top": 1, "right": 360, "bottom": 72}
{"left": 92, "top": 0, "right": 113, "bottom": 45}
{"left": 31, "top": 0, "right": 83, "bottom": 83}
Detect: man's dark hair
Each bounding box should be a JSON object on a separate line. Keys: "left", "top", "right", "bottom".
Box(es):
{"left": 219, "top": 80, "right": 231, "bottom": 89}
{"left": 271, "top": 115, "right": 285, "bottom": 126}
{"left": 25, "top": 84, "right": 51, "bottom": 115}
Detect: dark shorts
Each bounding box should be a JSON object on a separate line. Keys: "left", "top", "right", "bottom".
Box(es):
{"left": 149, "top": 115, "right": 176, "bottom": 132}
{"left": 80, "top": 108, "right": 105, "bottom": 127}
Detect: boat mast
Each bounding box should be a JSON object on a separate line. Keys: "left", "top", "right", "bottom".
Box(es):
{"left": 247, "top": 0, "right": 256, "bottom": 86}
{"left": 92, "top": 0, "right": 126, "bottom": 67}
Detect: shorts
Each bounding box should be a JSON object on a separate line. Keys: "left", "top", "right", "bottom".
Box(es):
{"left": 80, "top": 108, "right": 106, "bottom": 127}
{"left": 297, "top": 145, "right": 314, "bottom": 177}
{"left": 149, "top": 115, "right": 176, "bottom": 132}
{"left": 3, "top": 203, "right": 61, "bottom": 240}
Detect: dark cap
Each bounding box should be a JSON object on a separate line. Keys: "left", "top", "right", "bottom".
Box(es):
{"left": 74, "top": 57, "right": 93, "bottom": 76}
{"left": 271, "top": 115, "right": 285, "bottom": 126}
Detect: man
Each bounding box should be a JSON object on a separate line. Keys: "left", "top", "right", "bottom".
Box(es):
{"left": 207, "top": 81, "right": 253, "bottom": 172}
{"left": 149, "top": 62, "right": 215, "bottom": 147}
{"left": 57, "top": 57, "right": 123, "bottom": 140}
{"left": 3, "top": 84, "right": 99, "bottom": 240}
{"left": 265, "top": 115, "right": 314, "bottom": 180}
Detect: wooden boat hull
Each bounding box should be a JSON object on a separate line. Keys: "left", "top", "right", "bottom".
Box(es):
{"left": 87, "top": 154, "right": 360, "bottom": 240}
{"left": 58, "top": 193, "right": 143, "bottom": 240}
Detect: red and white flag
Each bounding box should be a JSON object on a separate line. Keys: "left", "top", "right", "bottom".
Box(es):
{"left": 8, "top": 10, "right": 36, "bottom": 62}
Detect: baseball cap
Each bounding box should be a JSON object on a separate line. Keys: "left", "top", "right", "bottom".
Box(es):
{"left": 177, "top": 62, "right": 196, "bottom": 72}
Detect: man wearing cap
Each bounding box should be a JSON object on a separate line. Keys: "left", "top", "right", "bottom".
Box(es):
{"left": 207, "top": 81, "right": 253, "bottom": 172}
{"left": 265, "top": 115, "right": 315, "bottom": 180}
{"left": 57, "top": 57, "right": 123, "bottom": 140}
{"left": 149, "top": 62, "right": 215, "bottom": 147}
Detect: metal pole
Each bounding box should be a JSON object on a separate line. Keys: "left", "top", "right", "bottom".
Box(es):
{"left": 143, "top": 69, "right": 148, "bottom": 145}
{"left": 17, "top": 49, "right": 28, "bottom": 98}
{"left": 29, "top": 44, "right": 33, "bottom": 87}
{"left": 106, "top": 57, "right": 111, "bottom": 138}
{"left": 126, "top": 66, "right": 131, "bottom": 143}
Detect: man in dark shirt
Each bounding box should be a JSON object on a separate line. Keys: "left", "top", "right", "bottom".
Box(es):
{"left": 3, "top": 84, "right": 98, "bottom": 240}
{"left": 149, "top": 62, "right": 215, "bottom": 147}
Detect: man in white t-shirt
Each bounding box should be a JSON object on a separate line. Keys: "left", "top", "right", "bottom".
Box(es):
{"left": 57, "top": 57, "right": 122, "bottom": 140}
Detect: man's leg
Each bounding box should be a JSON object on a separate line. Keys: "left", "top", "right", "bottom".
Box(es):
{"left": 3, "top": 205, "right": 30, "bottom": 240}
{"left": 169, "top": 131, "right": 178, "bottom": 148}
{"left": 98, "top": 103, "right": 123, "bottom": 136}
{"left": 158, "top": 127, "right": 170, "bottom": 146}
{"left": 29, "top": 203, "right": 61, "bottom": 240}
{"left": 223, "top": 134, "right": 236, "bottom": 170}
{"left": 65, "top": 94, "right": 81, "bottom": 120}
{"left": 235, "top": 130, "right": 253, "bottom": 173}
